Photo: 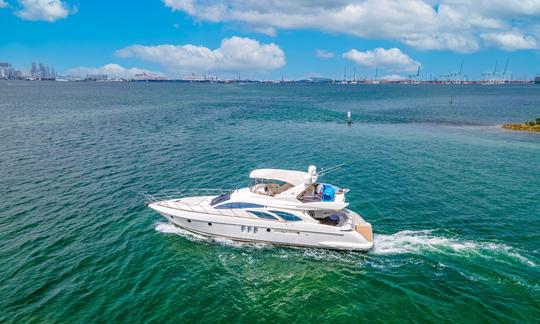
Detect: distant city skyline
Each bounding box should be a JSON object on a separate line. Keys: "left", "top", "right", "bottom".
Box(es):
{"left": 1, "top": 1, "right": 540, "bottom": 80}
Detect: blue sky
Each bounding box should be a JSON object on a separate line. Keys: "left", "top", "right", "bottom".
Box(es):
{"left": 1, "top": 0, "right": 540, "bottom": 80}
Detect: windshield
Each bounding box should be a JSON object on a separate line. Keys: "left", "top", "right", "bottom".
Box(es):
{"left": 210, "top": 192, "right": 231, "bottom": 206}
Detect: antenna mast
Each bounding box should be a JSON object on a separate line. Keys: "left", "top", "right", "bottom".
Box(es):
{"left": 318, "top": 163, "right": 346, "bottom": 177}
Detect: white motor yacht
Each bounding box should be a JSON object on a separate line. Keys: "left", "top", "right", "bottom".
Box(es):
{"left": 147, "top": 166, "right": 373, "bottom": 251}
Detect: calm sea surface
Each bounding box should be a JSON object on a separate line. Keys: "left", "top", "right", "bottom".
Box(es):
{"left": 0, "top": 81, "right": 539, "bottom": 323}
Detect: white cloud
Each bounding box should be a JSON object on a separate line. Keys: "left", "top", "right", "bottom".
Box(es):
{"left": 66, "top": 64, "right": 164, "bottom": 79}
{"left": 115, "top": 36, "right": 285, "bottom": 73}
{"left": 315, "top": 49, "right": 334, "bottom": 59}
{"left": 343, "top": 48, "right": 420, "bottom": 72}
{"left": 163, "top": 0, "right": 540, "bottom": 52}
{"left": 16, "top": 0, "right": 75, "bottom": 22}
{"left": 481, "top": 31, "right": 539, "bottom": 51}
{"left": 380, "top": 74, "right": 407, "bottom": 81}
{"left": 449, "top": 0, "right": 540, "bottom": 17}
{"left": 0, "top": 0, "right": 8, "bottom": 9}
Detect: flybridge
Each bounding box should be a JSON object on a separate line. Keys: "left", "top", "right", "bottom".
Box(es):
{"left": 247, "top": 165, "right": 349, "bottom": 210}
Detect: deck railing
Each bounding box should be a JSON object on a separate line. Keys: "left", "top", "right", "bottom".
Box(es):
{"left": 144, "top": 189, "right": 250, "bottom": 218}
{"left": 143, "top": 188, "right": 231, "bottom": 203}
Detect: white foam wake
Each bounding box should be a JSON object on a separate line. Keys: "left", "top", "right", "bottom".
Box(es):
{"left": 372, "top": 230, "right": 470, "bottom": 254}
{"left": 155, "top": 222, "right": 207, "bottom": 241}
{"left": 371, "top": 230, "right": 536, "bottom": 266}
{"left": 155, "top": 223, "right": 536, "bottom": 266}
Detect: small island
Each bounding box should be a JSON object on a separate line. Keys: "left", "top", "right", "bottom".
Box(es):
{"left": 502, "top": 118, "right": 540, "bottom": 133}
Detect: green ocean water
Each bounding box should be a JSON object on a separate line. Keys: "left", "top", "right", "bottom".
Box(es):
{"left": 0, "top": 81, "right": 539, "bottom": 323}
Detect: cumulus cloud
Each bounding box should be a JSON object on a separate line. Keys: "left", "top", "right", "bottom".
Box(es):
{"left": 115, "top": 36, "right": 285, "bottom": 73}
{"left": 481, "top": 31, "right": 539, "bottom": 51}
{"left": 163, "top": 0, "right": 540, "bottom": 52}
{"left": 16, "top": 0, "right": 75, "bottom": 22}
{"left": 343, "top": 48, "right": 420, "bottom": 72}
{"left": 315, "top": 49, "right": 334, "bottom": 59}
{"left": 66, "top": 64, "right": 164, "bottom": 79}
{"left": 380, "top": 74, "right": 407, "bottom": 81}
{"left": 0, "top": 0, "right": 8, "bottom": 9}
{"left": 454, "top": 0, "right": 540, "bottom": 17}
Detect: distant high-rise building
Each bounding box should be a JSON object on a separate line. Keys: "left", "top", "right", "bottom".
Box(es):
{"left": 535, "top": 76, "right": 540, "bottom": 84}
{"left": 30, "top": 62, "right": 56, "bottom": 79}
{"left": 12, "top": 70, "right": 22, "bottom": 79}
{"left": 0, "top": 62, "right": 14, "bottom": 79}
{"left": 39, "top": 63, "right": 46, "bottom": 78}
{"left": 31, "top": 62, "right": 37, "bottom": 78}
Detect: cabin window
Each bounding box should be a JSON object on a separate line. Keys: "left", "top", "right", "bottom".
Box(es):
{"left": 210, "top": 193, "right": 231, "bottom": 206}
{"left": 248, "top": 211, "right": 278, "bottom": 220}
{"left": 270, "top": 210, "right": 302, "bottom": 221}
{"left": 216, "top": 202, "right": 265, "bottom": 209}
{"left": 241, "top": 226, "right": 258, "bottom": 233}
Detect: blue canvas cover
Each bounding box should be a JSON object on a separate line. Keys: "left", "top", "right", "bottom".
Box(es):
{"left": 321, "top": 184, "right": 337, "bottom": 202}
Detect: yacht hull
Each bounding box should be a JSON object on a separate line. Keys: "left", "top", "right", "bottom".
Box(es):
{"left": 150, "top": 203, "right": 373, "bottom": 251}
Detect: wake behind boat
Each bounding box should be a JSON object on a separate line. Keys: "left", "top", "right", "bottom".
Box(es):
{"left": 146, "top": 166, "right": 373, "bottom": 251}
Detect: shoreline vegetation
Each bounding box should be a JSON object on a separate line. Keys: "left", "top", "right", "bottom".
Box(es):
{"left": 502, "top": 118, "right": 540, "bottom": 132}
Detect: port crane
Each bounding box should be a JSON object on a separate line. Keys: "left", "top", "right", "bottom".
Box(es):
{"left": 483, "top": 59, "right": 508, "bottom": 84}
{"left": 439, "top": 59, "right": 464, "bottom": 83}
{"left": 408, "top": 65, "right": 421, "bottom": 83}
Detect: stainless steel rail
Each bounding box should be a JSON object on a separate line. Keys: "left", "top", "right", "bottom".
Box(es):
{"left": 144, "top": 189, "right": 249, "bottom": 218}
